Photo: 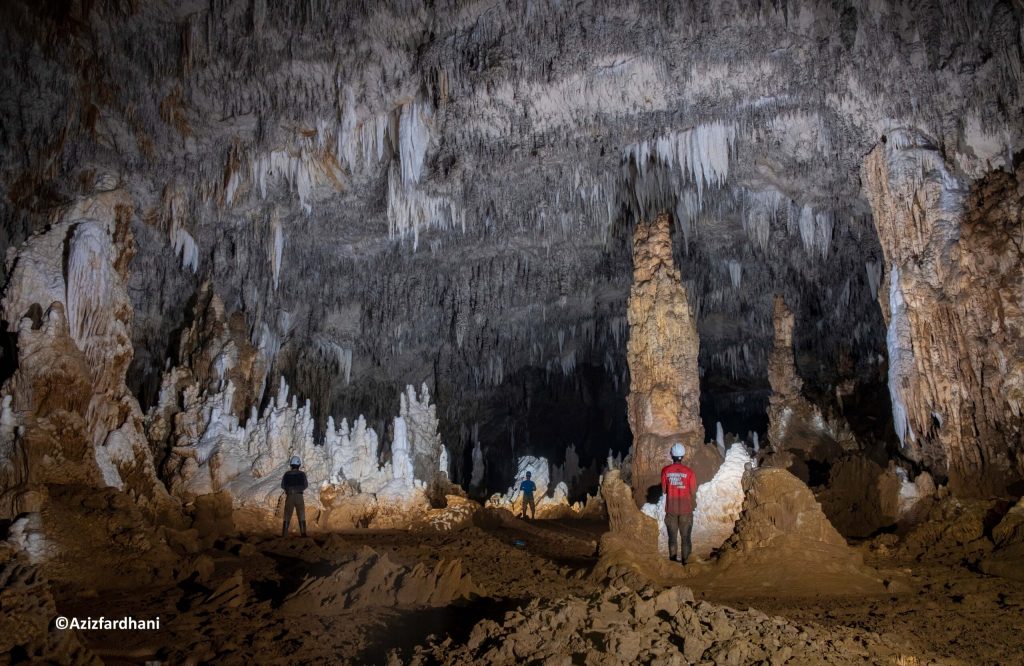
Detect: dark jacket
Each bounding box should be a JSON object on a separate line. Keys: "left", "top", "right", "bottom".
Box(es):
{"left": 281, "top": 469, "right": 308, "bottom": 494}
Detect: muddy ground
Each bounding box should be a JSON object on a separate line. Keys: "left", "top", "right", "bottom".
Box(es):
{"left": 51, "top": 515, "right": 1024, "bottom": 665}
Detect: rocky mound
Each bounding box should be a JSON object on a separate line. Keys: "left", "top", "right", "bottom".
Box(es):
{"left": 407, "top": 582, "right": 906, "bottom": 665}
{"left": 595, "top": 470, "right": 678, "bottom": 582}
{"left": 410, "top": 495, "right": 480, "bottom": 532}
{"left": 817, "top": 455, "right": 901, "bottom": 538}
{"left": 699, "top": 468, "right": 884, "bottom": 596}
{"left": 878, "top": 495, "right": 994, "bottom": 564}
{"left": 980, "top": 497, "right": 1024, "bottom": 581}
{"left": 5, "top": 485, "right": 182, "bottom": 590}
{"left": 281, "top": 546, "right": 482, "bottom": 614}
{"left": 0, "top": 549, "right": 100, "bottom": 664}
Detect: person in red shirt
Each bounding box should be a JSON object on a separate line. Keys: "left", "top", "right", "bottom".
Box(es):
{"left": 661, "top": 442, "right": 697, "bottom": 563}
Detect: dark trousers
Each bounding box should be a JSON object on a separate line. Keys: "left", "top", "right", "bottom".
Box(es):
{"left": 665, "top": 512, "right": 693, "bottom": 561}
{"left": 284, "top": 492, "right": 306, "bottom": 526}
{"left": 521, "top": 494, "right": 536, "bottom": 518}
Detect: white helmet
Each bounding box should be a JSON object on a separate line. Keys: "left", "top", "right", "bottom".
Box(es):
{"left": 290, "top": 455, "right": 301, "bottom": 466}
{"left": 670, "top": 443, "right": 686, "bottom": 458}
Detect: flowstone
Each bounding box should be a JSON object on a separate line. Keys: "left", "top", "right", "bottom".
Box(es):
{"left": 863, "top": 138, "right": 1024, "bottom": 495}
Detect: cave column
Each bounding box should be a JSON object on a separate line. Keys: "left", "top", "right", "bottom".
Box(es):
{"left": 766, "top": 295, "right": 806, "bottom": 448}
{"left": 626, "top": 212, "right": 705, "bottom": 505}
{"left": 861, "top": 134, "right": 1023, "bottom": 495}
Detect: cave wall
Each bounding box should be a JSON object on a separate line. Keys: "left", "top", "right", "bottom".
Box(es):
{"left": 863, "top": 135, "right": 1024, "bottom": 496}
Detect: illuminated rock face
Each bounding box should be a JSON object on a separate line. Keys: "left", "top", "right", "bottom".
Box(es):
{"left": 152, "top": 291, "right": 452, "bottom": 527}
{"left": 626, "top": 213, "right": 706, "bottom": 505}
{"left": 0, "top": 191, "right": 174, "bottom": 522}
{"left": 862, "top": 136, "right": 1024, "bottom": 496}
{"left": 691, "top": 443, "right": 753, "bottom": 558}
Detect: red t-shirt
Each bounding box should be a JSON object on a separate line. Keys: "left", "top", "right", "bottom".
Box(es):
{"left": 661, "top": 463, "right": 697, "bottom": 515}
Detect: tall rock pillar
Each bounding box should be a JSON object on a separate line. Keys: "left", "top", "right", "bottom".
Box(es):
{"left": 765, "top": 295, "right": 841, "bottom": 469}
{"left": 862, "top": 131, "right": 1023, "bottom": 496}
{"left": 626, "top": 213, "right": 708, "bottom": 505}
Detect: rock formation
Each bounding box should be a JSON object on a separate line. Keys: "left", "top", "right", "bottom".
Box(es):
{"left": 469, "top": 439, "right": 484, "bottom": 490}
{"left": 626, "top": 212, "right": 712, "bottom": 505}
{"left": 596, "top": 469, "right": 668, "bottom": 580}
{"left": 0, "top": 549, "right": 101, "bottom": 664}
{"left": 486, "top": 456, "right": 579, "bottom": 517}
{"left": 550, "top": 443, "right": 582, "bottom": 498}
{"left": 765, "top": 295, "right": 847, "bottom": 474}
{"left": 0, "top": 190, "right": 178, "bottom": 526}
{"left": 862, "top": 135, "right": 1024, "bottom": 496}
{"left": 980, "top": 498, "right": 1024, "bottom": 581}
{"left": 816, "top": 455, "right": 901, "bottom": 538}
{"left": 699, "top": 467, "right": 884, "bottom": 596}
{"left": 143, "top": 284, "right": 455, "bottom": 529}
{"left": 158, "top": 374, "right": 447, "bottom": 529}
{"left": 410, "top": 582, "right": 908, "bottom": 665}
{"left": 691, "top": 443, "right": 754, "bottom": 558}
{"left": 280, "top": 546, "right": 482, "bottom": 614}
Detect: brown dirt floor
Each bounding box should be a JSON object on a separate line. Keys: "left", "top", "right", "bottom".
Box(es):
{"left": 49, "top": 516, "right": 1024, "bottom": 665}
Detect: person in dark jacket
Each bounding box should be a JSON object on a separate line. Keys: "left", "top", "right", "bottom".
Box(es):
{"left": 281, "top": 455, "right": 309, "bottom": 537}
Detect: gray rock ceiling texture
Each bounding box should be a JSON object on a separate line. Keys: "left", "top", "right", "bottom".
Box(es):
{"left": 1, "top": 0, "right": 1021, "bottom": 468}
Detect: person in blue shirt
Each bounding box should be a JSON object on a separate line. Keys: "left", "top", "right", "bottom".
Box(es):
{"left": 519, "top": 471, "right": 537, "bottom": 520}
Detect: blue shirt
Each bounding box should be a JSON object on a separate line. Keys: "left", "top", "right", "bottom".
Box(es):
{"left": 520, "top": 479, "right": 536, "bottom": 496}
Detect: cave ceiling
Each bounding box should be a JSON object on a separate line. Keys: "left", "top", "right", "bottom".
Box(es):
{"left": 1, "top": 0, "right": 1021, "bottom": 454}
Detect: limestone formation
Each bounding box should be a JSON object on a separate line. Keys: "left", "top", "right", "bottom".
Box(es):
{"left": 597, "top": 470, "right": 665, "bottom": 577}
{"left": 863, "top": 136, "right": 1024, "bottom": 495}
{"left": 765, "top": 295, "right": 846, "bottom": 470}
{"left": 486, "top": 456, "right": 558, "bottom": 516}
{"left": 550, "top": 444, "right": 582, "bottom": 497}
{"left": 701, "top": 468, "right": 884, "bottom": 596}
{"left": 980, "top": 498, "right": 1024, "bottom": 581}
{"left": 815, "top": 458, "right": 933, "bottom": 538}
{"left": 817, "top": 455, "right": 902, "bottom": 538}
{"left": 158, "top": 375, "right": 445, "bottom": 529}
{"left": 691, "top": 443, "right": 754, "bottom": 558}
{"left": 0, "top": 191, "right": 176, "bottom": 524}
{"left": 626, "top": 213, "right": 709, "bottom": 504}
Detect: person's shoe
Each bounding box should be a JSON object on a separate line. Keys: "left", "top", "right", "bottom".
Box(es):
{"left": 282, "top": 521, "right": 289, "bottom": 537}
{"left": 299, "top": 521, "right": 307, "bottom": 537}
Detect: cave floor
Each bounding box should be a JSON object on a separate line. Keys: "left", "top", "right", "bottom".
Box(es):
{"left": 53, "top": 517, "right": 1024, "bottom": 665}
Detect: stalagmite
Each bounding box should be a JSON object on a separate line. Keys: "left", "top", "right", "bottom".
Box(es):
{"left": 488, "top": 456, "right": 551, "bottom": 514}
{"left": 696, "top": 468, "right": 885, "bottom": 596}
{"left": 626, "top": 212, "right": 713, "bottom": 505}
{"left": 469, "top": 438, "right": 484, "bottom": 489}
{"left": 764, "top": 295, "right": 847, "bottom": 475}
